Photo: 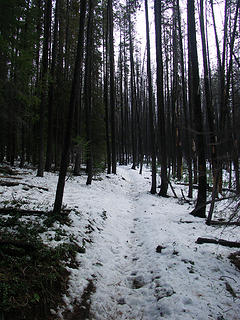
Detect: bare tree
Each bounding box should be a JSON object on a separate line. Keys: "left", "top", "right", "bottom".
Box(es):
{"left": 145, "top": 0, "right": 157, "bottom": 194}
{"left": 37, "top": 0, "right": 52, "bottom": 177}
{"left": 108, "top": 0, "right": 116, "bottom": 174}
{"left": 188, "top": 0, "right": 207, "bottom": 218}
{"left": 53, "top": 0, "right": 87, "bottom": 214}
{"left": 154, "top": 0, "right": 168, "bottom": 197}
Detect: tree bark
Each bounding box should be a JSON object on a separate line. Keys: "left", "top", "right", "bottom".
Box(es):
{"left": 128, "top": 6, "right": 137, "bottom": 170}
{"left": 45, "top": 0, "right": 60, "bottom": 171}
{"left": 103, "top": 6, "right": 111, "bottom": 174}
{"left": 154, "top": 0, "right": 168, "bottom": 197}
{"left": 196, "top": 237, "right": 240, "bottom": 248}
{"left": 207, "top": 0, "right": 240, "bottom": 223}
{"left": 145, "top": 0, "right": 156, "bottom": 194}
{"left": 85, "top": 0, "right": 95, "bottom": 185}
{"left": 187, "top": 0, "right": 207, "bottom": 218}
{"left": 53, "top": 0, "right": 87, "bottom": 214}
{"left": 176, "top": 0, "right": 193, "bottom": 198}
{"left": 108, "top": 0, "right": 116, "bottom": 174}
{"left": 37, "top": 0, "right": 52, "bottom": 177}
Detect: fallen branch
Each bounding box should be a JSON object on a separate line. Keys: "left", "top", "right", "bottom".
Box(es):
{"left": 168, "top": 179, "right": 178, "bottom": 198}
{"left": 225, "top": 282, "right": 237, "bottom": 298}
{"left": 187, "top": 195, "right": 236, "bottom": 222}
{"left": 196, "top": 237, "right": 240, "bottom": 248}
{"left": 205, "top": 195, "right": 236, "bottom": 205}
{"left": 0, "top": 181, "right": 48, "bottom": 191}
{"left": 181, "top": 189, "right": 192, "bottom": 204}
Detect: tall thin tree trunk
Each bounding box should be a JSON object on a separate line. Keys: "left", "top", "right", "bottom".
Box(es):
{"left": 127, "top": 1, "right": 137, "bottom": 170}
{"left": 37, "top": 0, "right": 52, "bottom": 177}
{"left": 45, "top": 0, "right": 60, "bottom": 171}
{"left": 53, "top": 0, "right": 87, "bottom": 214}
{"left": 85, "top": 0, "right": 95, "bottom": 185}
{"left": 207, "top": 0, "right": 240, "bottom": 223}
{"left": 176, "top": 0, "right": 192, "bottom": 198}
{"left": 155, "top": 0, "right": 168, "bottom": 197}
{"left": 188, "top": 0, "right": 207, "bottom": 218}
{"left": 231, "top": 72, "right": 240, "bottom": 194}
{"left": 136, "top": 62, "right": 144, "bottom": 174}
{"left": 108, "top": 0, "right": 116, "bottom": 174}
{"left": 103, "top": 6, "right": 111, "bottom": 174}
{"left": 123, "top": 28, "right": 129, "bottom": 165}
{"left": 145, "top": 0, "right": 156, "bottom": 194}
{"left": 200, "top": 0, "right": 217, "bottom": 223}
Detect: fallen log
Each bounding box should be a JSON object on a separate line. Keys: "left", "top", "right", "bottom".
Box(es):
{"left": 176, "top": 182, "right": 237, "bottom": 194}
{"left": 0, "top": 166, "right": 17, "bottom": 175}
{"left": 0, "top": 207, "right": 71, "bottom": 216}
{"left": 0, "top": 207, "right": 49, "bottom": 216}
{"left": 0, "top": 181, "right": 22, "bottom": 187}
{"left": 0, "top": 180, "right": 48, "bottom": 191}
{"left": 0, "top": 175, "right": 23, "bottom": 180}
{"left": 209, "top": 221, "right": 240, "bottom": 227}
{"left": 196, "top": 237, "right": 240, "bottom": 248}
{"left": 179, "top": 220, "right": 194, "bottom": 224}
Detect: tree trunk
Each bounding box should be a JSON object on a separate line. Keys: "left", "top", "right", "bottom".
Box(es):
{"left": 176, "top": 0, "right": 193, "bottom": 198}
{"left": 53, "top": 0, "right": 87, "bottom": 214}
{"left": 103, "top": 6, "right": 111, "bottom": 174}
{"left": 154, "top": 0, "right": 168, "bottom": 197}
{"left": 37, "top": 0, "right": 52, "bottom": 177}
{"left": 45, "top": 0, "right": 60, "bottom": 171}
{"left": 199, "top": 0, "right": 218, "bottom": 223}
{"left": 207, "top": 0, "right": 240, "bottom": 223}
{"left": 85, "top": 0, "right": 95, "bottom": 185}
{"left": 127, "top": 2, "right": 137, "bottom": 170}
{"left": 108, "top": 0, "right": 116, "bottom": 174}
{"left": 188, "top": 0, "right": 207, "bottom": 218}
{"left": 145, "top": 0, "right": 156, "bottom": 194}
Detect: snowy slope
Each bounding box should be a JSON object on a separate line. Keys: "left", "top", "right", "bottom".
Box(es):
{"left": 0, "top": 165, "right": 239, "bottom": 319}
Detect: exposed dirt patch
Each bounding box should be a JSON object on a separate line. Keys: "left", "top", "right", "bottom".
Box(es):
{"left": 229, "top": 251, "right": 240, "bottom": 271}
{"left": 63, "top": 280, "right": 96, "bottom": 320}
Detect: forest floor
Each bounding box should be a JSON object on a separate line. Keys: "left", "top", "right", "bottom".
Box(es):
{"left": 0, "top": 164, "right": 240, "bottom": 319}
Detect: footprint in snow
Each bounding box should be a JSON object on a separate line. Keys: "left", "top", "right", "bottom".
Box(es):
{"left": 131, "top": 275, "right": 146, "bottom": 289}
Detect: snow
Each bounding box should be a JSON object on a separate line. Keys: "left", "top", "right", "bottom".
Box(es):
{"left": 0, "top": 165, "right": 240, "bottom": 319}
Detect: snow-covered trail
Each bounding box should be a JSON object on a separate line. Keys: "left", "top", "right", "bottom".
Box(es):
{"left": 87, "top": 167, "right": 162, "bottom": 319}
{"left": 63, "top": 166, "right": 240, "bottom": 320}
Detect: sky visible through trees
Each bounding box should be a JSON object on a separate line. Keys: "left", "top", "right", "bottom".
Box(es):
{"left": 135, "top": 1, "right": 224, "bottom": 74}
